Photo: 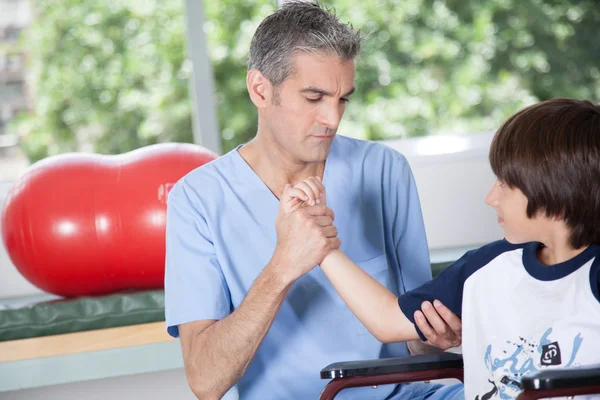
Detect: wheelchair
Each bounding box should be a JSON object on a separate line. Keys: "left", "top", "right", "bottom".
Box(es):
{"left": 320, "top": 352, "right": 600, "bottom": 399}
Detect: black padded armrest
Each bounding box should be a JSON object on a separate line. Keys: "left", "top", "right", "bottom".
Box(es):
{"left": 321, "top": 352, "right": 463, "bottom": 379}
{"left": 521, "top": 364, "right": 600, "bottom": 390}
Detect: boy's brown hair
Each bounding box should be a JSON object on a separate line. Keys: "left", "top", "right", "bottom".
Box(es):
{"left": 489, "top": 98, "right": 600, "bottom": 249}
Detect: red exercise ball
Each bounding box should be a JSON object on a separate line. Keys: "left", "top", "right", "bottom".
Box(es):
{"left": 1, "top": 143, "right": 218, "bottom": 297}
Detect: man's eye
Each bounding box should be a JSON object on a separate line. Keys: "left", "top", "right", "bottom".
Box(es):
{"left": 340, "top": 98, "right": 350, "bottom": 104}
{"left": 306, "top": 98, "right": 322, "bottom": 103}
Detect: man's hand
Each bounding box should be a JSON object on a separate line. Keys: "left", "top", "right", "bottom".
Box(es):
{"left": 411, "top": 300, "right": 462, "bottom": 352}
{"left": 273, "top": 177, "right": 339, "bottom": 282}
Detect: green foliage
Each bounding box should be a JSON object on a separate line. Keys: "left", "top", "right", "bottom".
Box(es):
{"left": 202, "top": 0, "right": 276, "bottom": 153}
{"left": 13, "top": 0, "right": 600, "bottom": 161}
{"left": 332, "top": 0, "right": 600, "bottom": 139}
{"left": 15, "top": 0, "right": 193, "bottom": 162}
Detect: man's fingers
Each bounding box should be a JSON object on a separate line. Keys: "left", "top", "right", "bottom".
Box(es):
{"left": 421, "top": 301, "right": 450, "bottom": 337}
{"left": 321, "top": 225, "right": 338, "bottom": 238}
{"left": 434, "top": 300, "right": 462, "bottom": 337}
{"left": 327, "top": 237, "right": 341, "bottom": 250}
{"left": 414, "top": 310, "right": 436, "bottom": 341}
{"left": 314, "top": 216, "right": 334, "bottom": 227}
{"left": 304, "top": 204, "right": 334, "bottom": 220}
{"left": 415, "top": 301, "right": 462, "bottom": 350}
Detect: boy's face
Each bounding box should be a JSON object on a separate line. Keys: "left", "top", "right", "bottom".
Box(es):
{"left": 485, "top": 179, "right": 547, "bottom": 244}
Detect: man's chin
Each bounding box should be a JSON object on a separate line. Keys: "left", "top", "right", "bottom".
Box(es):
{"left": 305, "top": 149, "right": 331, "bottom": 163}
{"left": 295, "top": 146, "right": 331, "bottom": 164}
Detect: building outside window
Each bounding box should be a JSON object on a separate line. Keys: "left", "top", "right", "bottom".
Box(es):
{"left": 0, "top": 0, "right": 31, "bottom": 181}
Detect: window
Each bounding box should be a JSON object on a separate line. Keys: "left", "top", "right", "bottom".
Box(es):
{"left": 204, "top": 0, "right": 600, "bottom": 151}
{"left": 2, "top": 0, "right": 599, "bottom": 181}
{"left": 0, "top": 0, "right": 192, "bottom": 182}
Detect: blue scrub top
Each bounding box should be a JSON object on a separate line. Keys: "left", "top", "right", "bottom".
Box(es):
{"left": 165, "top": 135, "right": 433, "bottom": 399}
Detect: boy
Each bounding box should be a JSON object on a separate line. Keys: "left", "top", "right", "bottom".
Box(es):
{"left": 279, "top": 98, "right": 600, "bottom": 399}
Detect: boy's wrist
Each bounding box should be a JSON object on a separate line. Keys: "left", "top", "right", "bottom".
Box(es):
{"left": 320, "top": 249, "right": 343, "bottom": 270}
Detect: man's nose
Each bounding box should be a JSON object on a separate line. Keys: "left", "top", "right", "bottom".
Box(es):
{"left": 317, "top": 102, "right": 342, "bottom": 132}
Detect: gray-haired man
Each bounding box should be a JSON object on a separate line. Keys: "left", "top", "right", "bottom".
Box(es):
{"left": 165, "top": 2, "right": 463, "bottom": 399}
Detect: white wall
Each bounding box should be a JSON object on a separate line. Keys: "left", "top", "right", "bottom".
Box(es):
{"left": 386, "top": 131, "right": 503, "bottom": 254}
{"left": 0, "top": 131, "right": 503, "bottom": 300}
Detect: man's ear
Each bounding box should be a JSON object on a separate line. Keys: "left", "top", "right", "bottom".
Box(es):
{"left": 247, "top": 69, "right": 273, "bottom": 108}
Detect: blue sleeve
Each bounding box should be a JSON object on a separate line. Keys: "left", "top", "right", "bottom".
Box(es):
{"left": 164, "top": 179, "right": 231, "bottom": 338}
{"left": 389, "top": 154, "right": 432, "bottom": 293}
{"left": 398, "top": 250, "right": 474, "bottom": 341}
{"left": 398, "top": 240, "right": 521, "bottom": 341}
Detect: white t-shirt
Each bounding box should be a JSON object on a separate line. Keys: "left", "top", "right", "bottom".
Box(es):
{"left": 399, "top": 240, "right": 600, "bottom": 399}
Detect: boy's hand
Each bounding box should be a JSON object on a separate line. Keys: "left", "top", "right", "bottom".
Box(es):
{"left": 292, "top": 176, "right": 326, "bottom": 206}
{"left": 279, "top": 176, "right": 327, "bottom": 215}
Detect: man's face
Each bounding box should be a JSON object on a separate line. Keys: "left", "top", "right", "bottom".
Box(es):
{"left": 262, "top": 52, "right": 355, "bottom": 163}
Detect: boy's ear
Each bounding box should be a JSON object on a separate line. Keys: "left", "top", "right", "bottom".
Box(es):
{"left": 247, "top": 69, "right": 273, "bottom": 108}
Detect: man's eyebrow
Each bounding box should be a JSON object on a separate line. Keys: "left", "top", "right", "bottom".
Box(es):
{"left": 300, "top": 86, "right": 356, "bottom": 98}
{"left": 343, "top": 87, "right": 356, "bottom": 98}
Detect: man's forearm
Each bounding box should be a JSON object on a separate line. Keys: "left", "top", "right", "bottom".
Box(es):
{"left": 185, "top": 262, "right": 292, "bottom": 399}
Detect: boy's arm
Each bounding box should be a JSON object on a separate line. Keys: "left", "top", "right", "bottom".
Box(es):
{"left": 320, "top": 249, "right": 420, "bottom": 343}
{"left": 281, "top": 177, "right": 420, "bottom": 343}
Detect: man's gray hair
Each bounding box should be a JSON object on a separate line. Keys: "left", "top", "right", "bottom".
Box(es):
{"left": 247, "top": 1, "right": 362, "bottom": 88}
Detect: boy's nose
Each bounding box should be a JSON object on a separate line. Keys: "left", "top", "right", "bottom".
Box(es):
{"left": 484, "top": 182, "right": 499, "bottom": 207}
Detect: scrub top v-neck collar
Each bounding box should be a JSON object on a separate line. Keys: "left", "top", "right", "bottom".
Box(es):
{"left": 231, "top": 140, "right": 334, "bottom": 205}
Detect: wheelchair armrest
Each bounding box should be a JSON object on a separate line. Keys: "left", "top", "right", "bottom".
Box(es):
{"left": 517, "top": 364, "right": 600, "bottom": 400}
{"left": 319, "top": 353, "right": 463, "bottom": 400}
{"left": 522, "top": 363, "right": 600, "bottom": 390}
{"left": 320, "top": 352, "right": 463, "bottom": 379}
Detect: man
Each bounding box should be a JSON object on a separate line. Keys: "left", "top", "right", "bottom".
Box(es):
{"left": 165, "top": 2, "right": 463, "bottom": 399}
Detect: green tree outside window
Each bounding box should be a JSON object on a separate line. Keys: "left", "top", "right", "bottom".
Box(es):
{"left": 11, "top": 0, "right": 600, "bottom": 162}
